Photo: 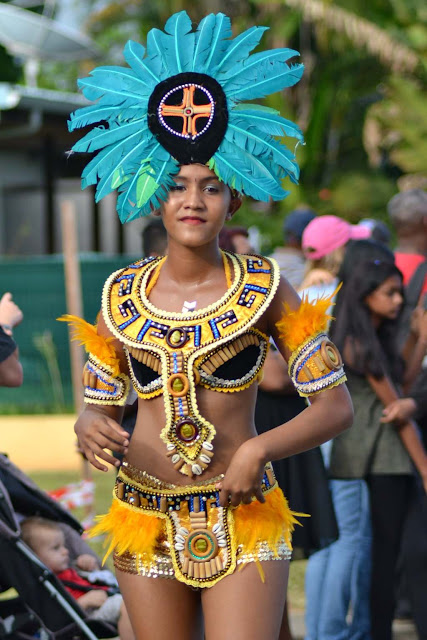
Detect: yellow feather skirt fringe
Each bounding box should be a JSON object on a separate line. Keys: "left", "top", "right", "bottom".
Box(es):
{"left": 58, "top": 314, "right": 121, "bottom": 377}
{"left": 90, "top": 488, "right": 305, "bottom": 573}
{"left": 89, "top": 498, "right": 164, "bottom": 565}
{"left": 276, "top": 286, "right": 340, "bottom": 353}
{"left": 234, "top": 487, "right": 303, "bottom": 556}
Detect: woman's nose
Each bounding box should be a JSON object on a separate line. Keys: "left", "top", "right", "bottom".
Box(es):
{"left": 183, "top": 186, "right": 204, "bottom": 209}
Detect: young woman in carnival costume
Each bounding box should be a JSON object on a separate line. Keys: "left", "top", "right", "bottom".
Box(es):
{"left": 63, "top": 12, "right": 353, "bottom": 639}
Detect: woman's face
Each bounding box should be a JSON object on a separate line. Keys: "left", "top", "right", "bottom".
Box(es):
{"left": 159, "top": 164, "right": 239, "bottom": 249}
{"left": 364, "top": 275, "right": 404, "bottom": 321}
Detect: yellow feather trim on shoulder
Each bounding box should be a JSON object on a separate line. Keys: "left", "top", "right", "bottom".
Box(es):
{"left": 58, "top": 314, "right": 121, "bottom": 377}
{"left": 276, "top": 285, "right": 341, "bottom": 353}
{"left": 88, "top": 498, "right": 164, "bottom": 565}
{"left": 233, "top": 487, "right": 306, "bottom": 556}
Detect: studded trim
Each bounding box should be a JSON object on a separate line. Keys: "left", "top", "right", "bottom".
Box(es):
{"left": 197, "top": 329, "right": 269, "bottom": 393}
{"left": 102, "top": 253, "right": 280, "bottom": 477}
{"left": 83, "top": 354, "right": 130, "bottom": 406}
{"left": 288, "top": 332, "right": 347, "bottom": 397}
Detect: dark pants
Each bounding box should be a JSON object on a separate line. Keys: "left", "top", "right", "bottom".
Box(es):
{"left": 400, "top": 483, "right": 427, "bottom": 639}
{"left": 367, "top": 474, "right": 413, "bottom": 640}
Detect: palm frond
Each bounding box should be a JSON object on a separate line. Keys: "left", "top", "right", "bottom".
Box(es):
{"left": 282, "top": 0, "right": 419, "bottom": 73}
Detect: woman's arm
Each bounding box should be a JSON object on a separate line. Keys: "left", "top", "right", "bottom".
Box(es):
{"left": 217, "top": 277, "right": 353, "bottom": 506}
{"left": 73, "top": 311, "right": 131, "bottom": 472}
{"left": 367, "top": 374, "right": 427, "bottom": 491}
{"left": 401, "top": 307, "right": 427, "bottom": 392}
{"left": 258, "top": 348, "right": 296, "bottom": 394}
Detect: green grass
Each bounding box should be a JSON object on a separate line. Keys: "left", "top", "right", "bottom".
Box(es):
{"left": 29, "top": 469, "right": 307, "bottom": 609}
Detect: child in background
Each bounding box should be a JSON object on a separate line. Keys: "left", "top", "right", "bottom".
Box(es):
{"left": 21, "top": 517, "right": 134, "bottom": 640}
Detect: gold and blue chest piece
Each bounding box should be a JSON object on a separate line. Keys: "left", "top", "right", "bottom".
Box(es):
{"left": 103, "top": 252, "right": 279, "bottom": 478}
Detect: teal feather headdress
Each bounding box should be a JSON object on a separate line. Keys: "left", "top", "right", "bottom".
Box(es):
{"left": 69, "top": 11, "right": 304, "bottom": 222}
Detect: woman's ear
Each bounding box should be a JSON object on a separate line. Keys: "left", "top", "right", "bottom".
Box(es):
{"left": 227, "top": 194, "right": 242, "bottom": 220}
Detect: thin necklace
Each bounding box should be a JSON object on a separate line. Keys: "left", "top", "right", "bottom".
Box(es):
{"left": 146, "top": 251, "right": 232, "bottom": 312}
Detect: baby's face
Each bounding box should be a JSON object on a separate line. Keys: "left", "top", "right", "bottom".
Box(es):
{"left": 32, "top": 528, "right": 69, "bottom": 574}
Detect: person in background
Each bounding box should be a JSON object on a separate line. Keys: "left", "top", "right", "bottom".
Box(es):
{"left": 358, "top": 218, "right": 392, "bottom": 246}
{"left": 329, "top": 259, "right": 427, "bottom": 640}
{"left": 21, "top": 517, "right": 134, "bottom": 640}
{"left": 270, "top": 208, "right": 316, "bottom": 289}
{"left": 0, "top": 292, "right": 23, "bottom": 387}
{"left": 142, "top": 218, "right": 168, "bottom": 259}
{"left": 300, "top": 215, "right": 371, "bottom": 293}
{"left": 303, "top": 240, "right": 393, "bottom": 640}
{"left": 388, "top": 189, "right": 427, "bottom": 294}
{"left": 219, "top": 226, "right": 252, "bottom": 254}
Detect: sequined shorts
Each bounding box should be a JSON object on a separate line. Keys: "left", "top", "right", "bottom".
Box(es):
{"left": 92, "top": 462, "right": 297, "bottom": 589}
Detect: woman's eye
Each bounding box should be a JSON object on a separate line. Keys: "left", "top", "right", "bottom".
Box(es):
{"left": 205, "top": 185, "right": 219, "bottom": 193}
{"left": 170, "top": 184, "right": 185, "bottom": 192}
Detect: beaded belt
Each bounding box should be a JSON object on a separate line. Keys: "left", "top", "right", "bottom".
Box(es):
{"left": 114, "top": 463, "right": 278, "bottom": 588}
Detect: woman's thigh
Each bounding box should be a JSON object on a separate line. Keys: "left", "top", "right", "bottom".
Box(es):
{"left": 116, "top": 569, "right": 203, "bottom": 640}
{"left": 202, "top": 560, "right": 289, "bottom": 640}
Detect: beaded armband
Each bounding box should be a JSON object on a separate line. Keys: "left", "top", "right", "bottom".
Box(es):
{"left": 83, "top": 354, "right": 130, "bottom": 406}
{"left": 58, "top": 314, "right": 131, "bottom": 407}
{"left": 288, "top": 333, "right": 345, "bottom": 397}
{"left": 276, "top": 287, "right": 346, "bottom": 397}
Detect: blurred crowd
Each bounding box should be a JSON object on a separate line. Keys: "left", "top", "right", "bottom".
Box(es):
{"left": 220, "top": 189, "right": 427, "bottom": 640}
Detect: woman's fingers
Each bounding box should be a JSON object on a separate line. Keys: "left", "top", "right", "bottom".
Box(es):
{"left": 105, "top": 417, "right": 130, "bottom": 443}
{"left": 218, "top": 486, "right": 265, "bottom": 507}
{"left": 254, "top": 486, "right": 266, "bottom": 504}
{"left": 90, "top": 442, "right": 121, "bottom": 467}
{"left": 83, "top": 447, "right": 109, "bottom": 472}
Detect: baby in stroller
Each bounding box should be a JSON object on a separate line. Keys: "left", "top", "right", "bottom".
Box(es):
{"left": 21, "top": 517, "right": 134, "bottom": 640}
{"left": 0, "top": 453, "right": 133, "bottom": 639}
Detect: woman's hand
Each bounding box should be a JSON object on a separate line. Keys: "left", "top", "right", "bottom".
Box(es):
{"left": 380, "top": 398, "right": 417, "bottom": 424}
{"left": 74, "top": 408, "right": 129, "bottom": 472}
{"left": 410, "top": 305, "right": 427, "bottom": 342}
{"left": 216, "top": 439, "right": 266, "bottom": 507}
{"left": 298, "top": 268, "right": 335, "bottom": 291}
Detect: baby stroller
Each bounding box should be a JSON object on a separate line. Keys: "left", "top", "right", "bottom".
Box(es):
{"left": 0, "top": 454, "right": 117, "bottom": 640}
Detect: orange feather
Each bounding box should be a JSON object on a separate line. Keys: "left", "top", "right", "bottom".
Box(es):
{"left": 276, "top": 285, "right": 340, "bottom": 353}
{"left": 58, "top": 314, "right": 121, "bottom": 376}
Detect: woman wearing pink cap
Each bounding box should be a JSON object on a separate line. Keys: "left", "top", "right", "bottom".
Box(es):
{"left": 299, "top": 216, "right": 371, "bottom": 293}
{"left": 302, "top": 216, "right": 372, "bottom": 261}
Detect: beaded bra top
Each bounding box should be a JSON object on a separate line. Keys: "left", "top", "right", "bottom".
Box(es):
{"left": 102, "top": 252, "right": 279, "bottom": 478}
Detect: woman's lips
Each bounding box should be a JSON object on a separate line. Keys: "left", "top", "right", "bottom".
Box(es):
{"left": 180, "top": 216, "right": 206, "bottom": 225}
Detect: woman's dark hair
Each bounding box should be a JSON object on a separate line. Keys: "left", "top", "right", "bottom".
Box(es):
{"left": 331, "top": 258, "right": 404, "bottom": 380}
{"left": 337, "top": 239, "right": 395, "bottom": 284}
{"left": 333, "top": 239, "right": 396, "bottom": 326}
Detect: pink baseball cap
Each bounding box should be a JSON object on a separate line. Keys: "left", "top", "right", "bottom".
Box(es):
{"left": 302, "top": 215, "right": 371, "bottom": 260}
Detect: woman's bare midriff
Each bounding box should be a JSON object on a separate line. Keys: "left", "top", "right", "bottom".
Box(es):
{"left": 125, "top": 383, "right": 259, "bottom": 485}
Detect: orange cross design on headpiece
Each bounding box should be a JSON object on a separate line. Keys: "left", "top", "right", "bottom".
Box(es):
{"left": 161, "top": 85, "right": 213, "bottom": 138}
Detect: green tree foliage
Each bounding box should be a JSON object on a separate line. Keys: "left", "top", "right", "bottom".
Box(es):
{"left": 6, "top": 0, "right": 423, "bottom": 248}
